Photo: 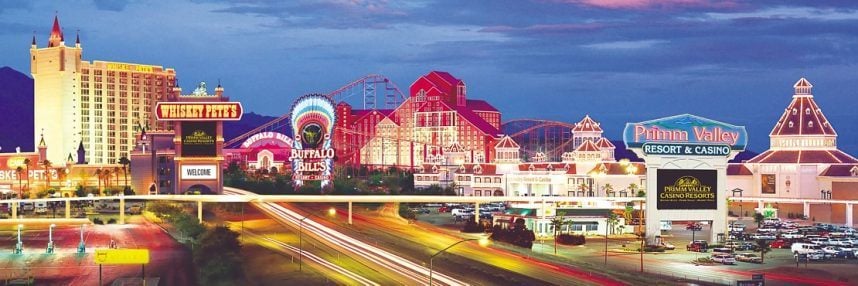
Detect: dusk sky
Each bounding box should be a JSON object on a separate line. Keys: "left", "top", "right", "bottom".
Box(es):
{"left": 1, "top": 0, "right": 857, "bottom": 154}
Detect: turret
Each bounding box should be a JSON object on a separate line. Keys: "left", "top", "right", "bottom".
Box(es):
{"left": 76, "top": 141, "right": 86, "bottom": 164}
{"left": 48, "top": 15, "right": 63, "bottom": 48}
{"left": 38, "top": 130, "right": 48, "bottom": 162}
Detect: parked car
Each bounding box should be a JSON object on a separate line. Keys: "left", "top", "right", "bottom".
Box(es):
{"left": 661, "top": 241, "right": 675, "bottom": 250}
{"left": 750, "top": 233, "right": 776, "bottom": 240}
{"left": 735, "top": 253, "right": 762, "bottom": 263}
{"left": 712, "top": 248, "right": 734, "bottom": 256}
{"left": 711, "top": 254, "right": 737, "bottom": 265}
{"left": 781, "top": 233, "right": 805, "bottom": 239}
{"left": 687, "top": 240, "right": 709, "bottom": 252}
{"left": 729, "top": 223, "right": 746, "bottom": 232}
{"left": 792, "top": 243, "right": 821, "bottom": 255}
{"left": 770, "top": 239, "right": 792, "bottom": 249}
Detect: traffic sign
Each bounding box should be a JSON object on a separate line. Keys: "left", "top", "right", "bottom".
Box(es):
{"left": 94, "top": 249, "right": 150, "bottom": 265}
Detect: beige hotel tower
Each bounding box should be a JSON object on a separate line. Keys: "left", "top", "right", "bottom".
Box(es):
{"left": 31, "top": 16, "right": 176, "bottom": 165}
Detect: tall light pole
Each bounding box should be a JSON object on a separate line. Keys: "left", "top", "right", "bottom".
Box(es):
{"left": 14, "top": 224, "right": 23, "bottom": 254}
{"left": 429, "top": 237, "right": 489, "bottom": 285}
{"left": 78, "top": 224, "right": 87, "bottom": 253}
{"left": 47, "top": 223, "right": 56, "bottom": 253}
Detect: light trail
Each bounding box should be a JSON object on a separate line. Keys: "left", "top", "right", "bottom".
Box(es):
{"left": 241, "top": 229, "right": 380, "bottom": 286}
{"left": 225, "top": 187, "right": 468, "bottom": 286}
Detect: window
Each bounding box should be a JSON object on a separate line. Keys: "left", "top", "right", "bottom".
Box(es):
{"left": 808, "top": 121, "right": 814, "bottom": 128}
{"left": 805, "top": 108, "right": 811, "bottom": 115}
{"left": 792, "top": 108, "right": 797, "bottom": 115}
{"left": 788, "top": 121, "right": 794, "bottom": 128}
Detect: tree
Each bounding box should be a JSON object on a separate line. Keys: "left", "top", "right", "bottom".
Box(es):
{"left": 563, "top": 219, "right": 575, "bottom": 235}
{"left": 96, "top": 168, "right": 104, "bottom": 195}
{"left": 15, "top": 166, "right": 24, "bottom": 199}
{"left": 607, "top": 212, "right": 620, "bottom": 235}
{"left": 756, "top": 239, "right": 771, "bottom": 263}
{"left": 194, "top": 226, "right": 244, "bottom": 285}
{"left": 550, "top": 217, "right": 564, "bottom": 254}
{"left": 577, "top": 182, "right": 589, "bottom": 196}
{"left": 113, "top": 166, "right": 121, "bottom": 187}
{"left": 118, "top": 156, "right": 131, "bottom": 187}
{"left": 604, "top": 183, "right": 614, "bottom": 196}
{"left": 23, "top": 158, "right": 31, "bottom": 194}
{"left": 42, "top": 160, "right": 52, "bottom": 190}
{"left": 753, "top": 213, "right": 765, "bottom": 228}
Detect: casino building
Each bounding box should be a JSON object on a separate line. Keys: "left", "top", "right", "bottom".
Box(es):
{"left": 727, "top": 78, "right": 858, "bottom": 223}
{"left": 335, "top": 71, "right": 502, "bottom": 169}
{"left": 31, "top": 16, "right": 177, "bottom": 165}
{"left": 223, "top": 132, "right": 294, "bottom": 173}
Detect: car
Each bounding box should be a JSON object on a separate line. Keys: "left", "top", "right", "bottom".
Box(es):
{"left": 735, "top": 253, "right": 763, "bottom": 263}
{"left": 792, "top": 243, "right": 822, "bottom": 255}
{"left": 729, "top": 223, "right": 746, "bottom": 232}
{"left": 832, "top": 247, "right": 856, "bottom": 259}
{"left": 781, "top": 233, "right": 805, "bottom": 239}
{"left": 660, "top": 241, "right": 676, "bottom": 250}
{"left": 821, "top": 246, "right": 840, "bottom": 257}
{"left": 711, "top": 254, "right": 737, "bottom": 265}
{"left": 712, "top": 248, "right": 734, "bottom": 256}
{"left": 451, "top": 208, "right": 473, "bottom": 217}
{"left": 687, "top": 240, "right": 709, "bottom": 252}
{"left": 660, "top": 221, "right": 673, "bottom": 231}
{"left": 750, "top": 233, "right": 776, "bottom": 240}
{"left": 770, "top": 239, "right": 792, "bottom": 249}
{"left": 758, "top": 227, "right": 778, "bottom": 233}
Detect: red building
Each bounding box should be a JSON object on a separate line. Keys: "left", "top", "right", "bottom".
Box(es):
{"left": 334, "top": 71, "right": 502, "bottom": 169}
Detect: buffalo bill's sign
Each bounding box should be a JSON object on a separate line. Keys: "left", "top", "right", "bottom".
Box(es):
{"left": 656, "top": 169, "right": 717, "bottom": 210}
{"left": 623, "top": 114, "right": 748, "bottom": 156}
{"left": 155, "top": 102, "right": 243, "bottom": 121}
{"left": 290, "top": 94, "right": 336, "bottom": 187}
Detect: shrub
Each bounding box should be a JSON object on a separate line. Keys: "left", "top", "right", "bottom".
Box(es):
{"left": 489, "top": 219, "right": 536, "bottom": 249}
{"left": 644, "top": 245, "right": 666, "bottom": 252}
{"left": 107, "top": 218, "right": 117, "bottom": 224}
{"left": 92, "top": 217, "right": 104, "bottom": 225}
{"left": 461, "top": 220, "right": 485, "bottom": 233}
{"left": 556, "top": 234, "right": 586, "bottom": 245}
{"left": 398, "top": 204, "right": 416, "bottom": 221}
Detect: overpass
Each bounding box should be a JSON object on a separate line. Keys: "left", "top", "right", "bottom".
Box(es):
{"left": 3, "top": 191, "right": 857, "bottom": 226}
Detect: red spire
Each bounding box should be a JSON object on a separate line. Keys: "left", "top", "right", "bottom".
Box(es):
{"left": 48, "top": 15, "right": 63, "bottom": 47}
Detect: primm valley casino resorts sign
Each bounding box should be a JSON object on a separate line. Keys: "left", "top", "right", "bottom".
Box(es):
{"left": 623, "top": 114, "right": 747, "bottom": 157}
{"left": 290, "top": 94, "right": 337, "bottom": 188}
{"left": 657, "top": 169, "right": 717, "bottom": 209}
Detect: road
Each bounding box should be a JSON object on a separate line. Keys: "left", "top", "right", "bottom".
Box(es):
{"left": 238, "top": 226, "right": 379, "bottom": 286}
{"left": 225, "top": 187, "right": 467, "bottom": 286}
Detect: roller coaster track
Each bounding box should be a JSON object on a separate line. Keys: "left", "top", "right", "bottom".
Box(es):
{"left": 501, "top": 118, "right": 577, "bottom": 161}
{"left": 225, "top": 74, "right": 407, "bottom": 148}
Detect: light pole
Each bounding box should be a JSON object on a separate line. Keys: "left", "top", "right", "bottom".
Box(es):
{"left": 14, "top": 224, "right": 23, "bottom": 254}
{"left": 47, "top": 223, "right": 56, "bottom": 253}
{"left": 78, "top": 224, "right": 87, "bottom": 254}
{"left": 298, "top": 215, "right": 309, "bottom": 272}
{"left": 429, "top": 237, "right": 489, "bottom": 285}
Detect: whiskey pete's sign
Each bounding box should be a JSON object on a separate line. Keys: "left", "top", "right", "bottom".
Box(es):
{"left": 623, "top": 114, "right": 747, "bottom": 155}
{"left": 155, "top": 102, "right": 243, "bottom": 121}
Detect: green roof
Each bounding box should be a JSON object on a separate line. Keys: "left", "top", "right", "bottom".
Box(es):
{"left": 503, "top": 208, "right": 536, "bottom": 216}
{"left": 555, "top": 208, "right": 611, "bottom": 217}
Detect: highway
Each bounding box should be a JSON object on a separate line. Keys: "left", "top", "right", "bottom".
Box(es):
{"left": 238, "top": 227, "right": 379, "bottom": 286}
{"left": 225, "top": 187, "right": 468, "bottom": 286}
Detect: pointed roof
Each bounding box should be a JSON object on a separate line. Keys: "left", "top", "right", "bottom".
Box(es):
{"left": 572, "top": 115, "right": 603, "bottom": 132}
{"left": 39, "top": 131, "right": 46, "bottom": 147}
{"left": 445, "top": 142, "right": 466, "bottom": 153}
{"left": 495, "top": 136, "right": 520, "bottom": 149}
{"left": 67, "top": 153, "right": 74, "bottom": 163}
{"left": 769, "top": 78, "right": 836, "bottom": 137}
{"left": 31, "top": 33, "right": 36, "bottom": 46}
{"left": 77, "top": 141, "right": 85, "bottom": 152}
{"left": 75, "top": 29, "right": 80, "bottom": 45}
{"left": 595, "top": 137, "right": 615, "bottom": 148}
{"left": 48, "top": 15, "right": 63, "bottom": 47}
{"left": 575, "top": 139, "right": 600, "bottom": 152}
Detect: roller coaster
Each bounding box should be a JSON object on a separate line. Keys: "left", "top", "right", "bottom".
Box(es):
{"left": 501, "top": 119, "right": 577, "bottom": 162}
{"left": 225, "top": 74, "right": 407, "bottom": 148}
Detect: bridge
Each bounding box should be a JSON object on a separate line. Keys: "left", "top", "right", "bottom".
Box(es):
{"left": 4, "top": 189, "right": 858, "bottom": 227}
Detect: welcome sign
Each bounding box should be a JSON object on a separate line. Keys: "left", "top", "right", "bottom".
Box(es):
{"left": 623, "top": 114, "right": 747, "bottom": 156}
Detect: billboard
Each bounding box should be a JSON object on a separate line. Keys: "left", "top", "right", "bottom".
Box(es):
{"left": 761, "top": 174, "right": 777, "bottom": 194}
{"left": 155, "top": 102, "right": 243, "bottom": 121}
{"left": 181, "top": 165, "right": 218, "bottom": 180}
{"left": 181, "top": 122, "right": 217, "bottom": 157}
{"left": 656, "top": 169, "right": 717, "bottom": 210}
{"left": 623, "top": 114, "right": 748, "bottom": 156}
{"left": 290, "top": 94, "right": 337, "bottom": 188}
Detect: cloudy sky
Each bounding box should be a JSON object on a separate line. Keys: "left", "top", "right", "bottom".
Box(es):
{"left": 1, "top": 0, "right": 857, "bottom": 154}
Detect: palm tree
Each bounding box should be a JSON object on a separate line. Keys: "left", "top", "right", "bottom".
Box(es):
{"left": 756, "top": 239, "right": 771, "bottom": 263}
{"left": 42, "top": 160, "right": 52, "bottom": 190}
{"left": 23, "top": 158, "right": 31, "bottom": 194}
{"left": 604, "top": 183, "right": 614, "bottom": 197}
{"left": 113, "top": 166, "right": 121, "bottom": 187}
{"left": 15, "top": 166, "right": 24, "bottom": 198}
{"left": 564, "top": 219, "right": 575, "bottom": 235}
{"left": 95, "top": 168, "right": 103, "bottom": 196}
{"left": 118, "top": 157, "right": 131, "bottom": 187}
{"left": 550, "top": 217, "right": 565, "bottom": 254}
{"left": 753, "top": 213, "right": 765, "bottom": 228}
{"left": 607, "top": 212, "right": 620, "bottom": 235}
{"left": 628, "top": 183, "right": 638, "bottom": 196}
{"left": 577, "top": 183, "right": 589, "bottom": 197}
{"left": 103, "top": 169, "right": 112, "bottom": 190}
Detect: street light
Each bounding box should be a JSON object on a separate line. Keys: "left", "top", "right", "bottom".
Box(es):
{"left": 328, "top": 207, "right": 337, "bottom": 217}
{"left": 47, "top": 223, "right": 56, "bottom": 254}
{"left": 78, "top": 223, "right": 87, "bottom": 254}
{"left": 429, "top": 237, "right": 490, "bottom": 285}
{"left": 14, "top": 224, "right": 23, "bottom": 254}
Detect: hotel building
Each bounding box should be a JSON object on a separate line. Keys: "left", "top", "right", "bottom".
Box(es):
{"left": 31, "top": 16, "right": 177, "bottom": 165}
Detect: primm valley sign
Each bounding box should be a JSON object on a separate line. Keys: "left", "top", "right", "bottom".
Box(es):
{"left": 623, "top": 114, "right": 748, "bottom": 157}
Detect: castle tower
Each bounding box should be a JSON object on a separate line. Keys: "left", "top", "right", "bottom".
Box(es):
{"left": 31, "top": 15, "right": 82, "bottom": 164}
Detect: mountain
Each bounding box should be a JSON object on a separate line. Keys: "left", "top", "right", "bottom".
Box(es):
{"left": 0, "top": 67, "right": 34, "bottom": 151}
{"left": 223, "top": 112, "right": 281, "bottom": 144}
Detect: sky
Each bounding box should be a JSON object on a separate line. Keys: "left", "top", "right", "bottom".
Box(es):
{"left": 1, "top": 0, "right": 857, "bottom": 154}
